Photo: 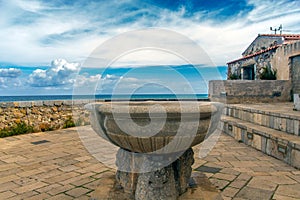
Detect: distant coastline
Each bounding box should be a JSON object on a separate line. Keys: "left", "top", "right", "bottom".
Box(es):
{"left": 0, "top": 94, "right": 208, "bottom": 102}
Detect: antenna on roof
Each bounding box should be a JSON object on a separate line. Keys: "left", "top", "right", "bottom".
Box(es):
{"left": 270, "top": 24, "right": 282, "bottom": 34}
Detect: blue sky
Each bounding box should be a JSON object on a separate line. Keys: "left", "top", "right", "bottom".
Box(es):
{"left": 0, "top": 0, "right": 300, "bottom": 95}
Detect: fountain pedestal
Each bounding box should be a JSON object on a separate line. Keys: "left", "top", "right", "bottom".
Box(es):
{"left": 115, "top": 148, "right": 194, "bottom": 200}
{"left": 85, "top": 101, "right": 223, "bottom": 199}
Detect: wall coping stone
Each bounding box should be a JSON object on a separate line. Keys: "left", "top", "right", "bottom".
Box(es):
{"left": 226, "top": 104, "right": 300, "bottom": 121}
{"left": 0, "top": 99, "right": 105, "bottom": 108}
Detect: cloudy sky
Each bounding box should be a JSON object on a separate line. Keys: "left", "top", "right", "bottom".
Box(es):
{"left": 0, "top": 0, "right": 300, "bottom": 96}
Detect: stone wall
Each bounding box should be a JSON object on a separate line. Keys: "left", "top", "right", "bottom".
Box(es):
{"left": 228, "top": 41, "right": 300, "bottom": 81}
{"left": 228, "top": 48, "right": 277, "bottom": 80}
{"left": 0, "top": 100, "right": 100, "bottom": 132}
{"left": 209, "top": 80, "right": 292, "bottom": 104}
{"left": 242, "top": 35, "right": 284, "bottom": 56}
{"left": 272, "top": 41, "right": 300, "bottom": 80}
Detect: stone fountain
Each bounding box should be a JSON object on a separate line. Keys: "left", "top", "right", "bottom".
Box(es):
{"left": 86, "top": 101, "right": 222, "bottom": 200}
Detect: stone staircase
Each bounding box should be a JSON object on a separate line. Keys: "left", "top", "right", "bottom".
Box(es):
{"left": 220, "top": 104, "right": 300, "bottom": 169}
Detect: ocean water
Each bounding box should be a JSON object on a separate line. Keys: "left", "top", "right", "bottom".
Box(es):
{"left": 0, "top": 94, "right": 208, "bottom": 102}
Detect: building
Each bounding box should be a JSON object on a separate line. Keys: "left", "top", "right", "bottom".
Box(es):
{"left": 227, "top": 34, "right": 300, "bottom": 94}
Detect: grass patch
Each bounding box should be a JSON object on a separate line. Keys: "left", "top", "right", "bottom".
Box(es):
{"left": 0, "top": 122, "right": 34, "bottom": 138}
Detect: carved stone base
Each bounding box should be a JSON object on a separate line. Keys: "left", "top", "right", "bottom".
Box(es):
{"left": 114, "top": 148, "right": 195, "bottom": 200}
{"left": 90, "top": 171, "right": 222, "bottom": 200}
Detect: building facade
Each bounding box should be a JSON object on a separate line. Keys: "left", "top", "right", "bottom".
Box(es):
{"left": 209, "top": 34, "right": 300, "bottom": 103}
{"left": 227, "top": 34, "right": 300, "bottom": 94}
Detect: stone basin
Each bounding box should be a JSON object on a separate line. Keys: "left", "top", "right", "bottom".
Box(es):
{"left": 85, "top": 101, "right": 223, "bottom": 199}
{"left": 86, "top": 101, "right": 221, "bottom": 154}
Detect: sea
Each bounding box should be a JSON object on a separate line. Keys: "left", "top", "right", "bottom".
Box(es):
{"left": 0, "top": 94, "right": 209, "bottom": 102}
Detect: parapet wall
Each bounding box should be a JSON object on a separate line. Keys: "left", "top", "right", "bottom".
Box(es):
{"left": 209, "top": 80, "right": 292, "bottom": 104}
{"left": 0, "top": 100, "right": 100, "bottom": 132}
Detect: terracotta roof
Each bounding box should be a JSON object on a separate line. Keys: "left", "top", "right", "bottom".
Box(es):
{"left": 227, "top": 45, "right": 281, "bottom": 64}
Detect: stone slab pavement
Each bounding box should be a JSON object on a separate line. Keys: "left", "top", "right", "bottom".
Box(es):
{"left": 0, "top": 126, "right": 299, "bottom": 200}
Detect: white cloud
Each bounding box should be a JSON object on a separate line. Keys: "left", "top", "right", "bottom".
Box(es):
{"left": 0, "top": 77, "right": 21, "bottom": 89}
{"left": 75, "top": 73, "right": 101, "bottom": 87}
{"left": 170, "top": 0, "right": 300, "bottom": 64}
{"left": 0, "top": 0, "right": 299, "bottom": 66}
{"left": 0, "top": 67, "right": 22, "bottom": 89}
{"left": 0, "top": 68, "right": 21, "bottom": 77}
{"left": 73, "top": 73, "right": 102, "bottom": 94}
{"left": 96, "top": 72, "right": 200, "bottom": 94}
{"left": 13, "top": 0, "right": 46, "bottom": 13}
{"left": 97, "top": 74, "right": 143, "bottom": 93}
{"left": 28, "top": 59, "right": 80, "bottom": 87}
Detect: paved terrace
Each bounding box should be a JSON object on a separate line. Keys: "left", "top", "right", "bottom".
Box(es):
{"left": 0, "top": 125, "right": 299, "bottom": 200}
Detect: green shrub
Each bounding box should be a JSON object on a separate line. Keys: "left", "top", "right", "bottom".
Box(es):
{"left": 229, "top": 72, "right": 240, "bottom": 80}
{"left": 63, "top": 117, "right": 76, "bottom": 129}
{"left": 0, "top": 122, "right": 34, "bottom": 138}
{"left": 260, "top": 66, "right": 277, "bottom": 80}
{"left": 43, "top": 126, "right": 54, "bottom": 132}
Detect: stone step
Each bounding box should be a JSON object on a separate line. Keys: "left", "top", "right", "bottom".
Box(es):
{"left": 224, "top": 104, "right": 300, "bottom": 136}
{"left": 221, "top": 116, "right": 300, "bottom": 169}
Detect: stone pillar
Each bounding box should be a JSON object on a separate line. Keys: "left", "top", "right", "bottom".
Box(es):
{"left": 173, "top": 148, "right": 194, "bottom": 195}
{"left": 115, "top": 148, "right": 195, "bottom": 200}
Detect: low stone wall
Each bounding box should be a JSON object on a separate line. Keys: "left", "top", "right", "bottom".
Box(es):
{"left": 209, "top": 80, "right": 292, "bottom": 104}
{"left": 0, "top": 100, "right": 100, "bottom": 132}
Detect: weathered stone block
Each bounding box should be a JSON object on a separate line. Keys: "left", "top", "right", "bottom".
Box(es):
{"left": 291, "top": 149, "right": 300, "bottom": 169}
{"left": 294, "top": 94, "right": 300, "bottom": 111}
{"left": 236, "top": 127, "right": 242, "bottom": 141}
{"left": 241, "top": 129, "right": 246, "bottom": 143}
{"left": 64, "top": 100, "right": 73, "bottom": 106}
{"left": 249, "top": 113, "right": 254, "bottom": 123}
{"left": 54, "top": 101, "right": 63, "bottom": 106}
{"left": 232, "top": 126, "right": 237, "bottom": 139}
{"left": 33, "top": 101, "right": 43, "bottom": 106}
{"left": 261, "top": 137, "right": 267, "bottom": 153}
{"left": 254, "top": 113, "right": 262, "bottom": 125}
{"left": 43, "top": 101, "right": 54, "bottom": 106}
{"left": 294, "top": 120, "right": 299, "bottom": 136}
{"left": 286, "top": 119, "right": 294, "bottom": 134}
{"left": 0, "top": 102, "right": 14, "bottom": 108}
{"left": 266, "top": 139, "right": 291, "bottom": 164}
{"left": 226, "top": 123, "right": 234, "bottom": 137}
{"left": 252, "top": 134, "right": 262, "bottom": 151}
{"left": 274, "top": 117, "right": 281, "bottom": 130}
{"left": 233, "top": 109, "right": 238, "bottom": 118}
{"left": 261, "top": 115, "right": 266, "bottom": 126}
{"left": 19, "top": 101, "right": 32, "bottom": 108}
{"left": 266, "top": 139, "right": 278, "bottom": 158}
{"left": 280, "top": 118, "right": 287, "bottom": 132}
{"left": 269, "top": 116, "right": 274, "bottom": 129}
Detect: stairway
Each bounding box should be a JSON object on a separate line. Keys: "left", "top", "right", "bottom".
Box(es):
{"left": 220, "top": 104, "right": 300, "bottom": 169}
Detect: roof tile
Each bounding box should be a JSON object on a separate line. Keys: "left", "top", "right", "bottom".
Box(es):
{"left": 228, "top": 34, "right": 300, "bottom": 65}
{"left": 227, "top": 45, "right": 281, "bottom": 64}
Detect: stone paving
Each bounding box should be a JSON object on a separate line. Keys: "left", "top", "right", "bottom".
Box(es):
{"left": 194, "top": 134, "right": 300, "bottom": 200}
{"left": 0, "top": 126, "right": 299, "bottom": 199}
